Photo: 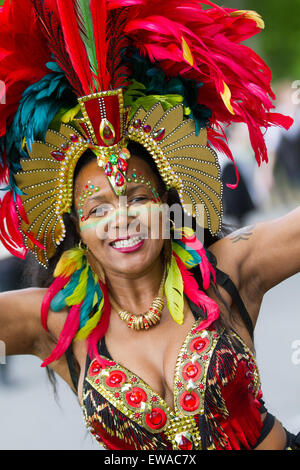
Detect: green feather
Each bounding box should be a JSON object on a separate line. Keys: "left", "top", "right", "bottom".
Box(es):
{"left": 164, "top": 255, "right": 184, "bottom": 325}
{"left": 172, "top": 242, "right": 196, "bottom": 268}
{"left": 76, "top": 0, "right": 98, "bottom": 77}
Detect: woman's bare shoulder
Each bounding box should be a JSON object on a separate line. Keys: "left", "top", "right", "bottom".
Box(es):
{"left": 208, "top": 224, "right": 259, "bottom": 290}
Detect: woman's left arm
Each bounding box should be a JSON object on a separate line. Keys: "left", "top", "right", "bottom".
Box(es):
{"left": 219, "top": 207, "right": 300, "bottom": 298}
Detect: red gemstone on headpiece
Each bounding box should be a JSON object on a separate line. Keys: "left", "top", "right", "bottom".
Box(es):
{"left": 133, "top": 119, "right": 141, "bottom": 129}
{"left": 51, "top": 151, "right": 65, "bottom": 161}
{"left": 105, "top": 161, "right": 113, "bottom": 176}
{"left": 115, "top": 171, "right": 125, "bottom": 187}
{"left": 70, "top": 134, "right": 79, "bottom": 143}
{"left": 103, "top": 126, "right": 114, "bottom": 140}
{"left": 143, "top": 124, "right": 151, "bottom": 133}
{"left": 117, "top": 158, "right": 128, "bottom": 172}
{"left": 153, "top": 128, "right": 165, "bottom": 141}
{"left": 61, "top": 143, "right": 70, "bottom": 151}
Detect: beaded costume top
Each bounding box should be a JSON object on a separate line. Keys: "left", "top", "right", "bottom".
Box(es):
{"left": 81, "top": 313, "right": 263, "bottom": 451}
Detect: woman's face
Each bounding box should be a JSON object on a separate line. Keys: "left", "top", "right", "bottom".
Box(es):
{"left": 73, "top": 154, "right": 168, "bottom": 277}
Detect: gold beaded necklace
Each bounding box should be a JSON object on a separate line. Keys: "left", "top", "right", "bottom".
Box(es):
{"left": 109, "top": 266, "right": 167, "bottom": 331}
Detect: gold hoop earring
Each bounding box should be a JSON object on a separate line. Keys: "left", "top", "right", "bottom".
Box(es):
{"left": 78, "top": 240, "right": 88, "bottom": 251}
{"left": 168, "top": 218, "right": 176, "bottom": 230}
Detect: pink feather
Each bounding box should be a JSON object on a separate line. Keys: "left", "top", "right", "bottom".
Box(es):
{"left": 87, "top": 280, "right": 115, "bottom": 369}
{"left": 41, "top": 302, "right": 82, "bottom": 367}
{"left": 0, "top": 192, "right": 27, "bottom": 258}
{"left": 181, "top": 234, "right": 216, "bottom": 289}
{"left": 41, "top": 275, "right": 71, "bottom": 332}
{"left": 174, "top": 252, "right": 220, "bottom": 331}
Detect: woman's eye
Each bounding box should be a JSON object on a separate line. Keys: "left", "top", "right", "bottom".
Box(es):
{"left": 90, "top": 204, "right": 113, "bottom": 217}
{"left": 129, "top": 196, "right": 149, "bottom": 204}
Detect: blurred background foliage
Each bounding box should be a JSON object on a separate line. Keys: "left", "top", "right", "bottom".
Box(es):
{"left": 219, "top": 0, "right": 300, "bottom": 82}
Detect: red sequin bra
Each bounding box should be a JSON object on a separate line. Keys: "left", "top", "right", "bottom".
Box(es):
{"left": 81, "top": 319, "right": 264, "bottom": 450}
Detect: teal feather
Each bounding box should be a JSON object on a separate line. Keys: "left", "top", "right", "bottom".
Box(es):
{"left": 79, "top": 268, "right": 98, "bottom": 328}
{"left": 50, "top": 266, "right": 85, "bottom": 312}
{"left": 5, "top": 61, "right": 76, "bottom": 172}
{"left": 172, "top": 239, "right": 202, "bottom": 267}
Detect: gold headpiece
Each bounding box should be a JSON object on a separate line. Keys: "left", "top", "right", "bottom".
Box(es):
{"left": 14, "top": 89, "right": 222, "bottom": 266}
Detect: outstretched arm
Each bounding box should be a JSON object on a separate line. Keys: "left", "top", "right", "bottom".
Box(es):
{"left": 0, "top": 288, "right": 47, "bottom": 356}
{"left": 230, "top": 207, "right": 300, "bottom": 294}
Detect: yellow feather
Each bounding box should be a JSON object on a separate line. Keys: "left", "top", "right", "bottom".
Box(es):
{"left": 172, "top": 242, "right": 195, "bottom": 268}
{"left": 54, "top": 248, "right": 85, "bottom": 278}
{"left": 74, "top": 298, "right": 104, "bottom": 341}
{"left": 164, "top": 255, "right": 184, "bottom": 325}
{"left": 221, "top": 81, "right": 235, "bottom": 115}
{"left": 230, "top": 10, "right": 265, "bottom": 29}
{"left": 182, "top": 36, "right": 194, "bottom": 66}
{"left": 61, "top": 104, "right": 81, "bottom": 123}
{"left": 66, "top": 262, "right": 89, "bottom": 305}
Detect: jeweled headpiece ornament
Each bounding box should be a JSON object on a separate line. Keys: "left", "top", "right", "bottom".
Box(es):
{"left": 0, "top": 0, "right": 294, "bottom": 268}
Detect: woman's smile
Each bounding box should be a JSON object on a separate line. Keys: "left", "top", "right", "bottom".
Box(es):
{"left": 110, "top": 235, "right": 145, "bottom": 252}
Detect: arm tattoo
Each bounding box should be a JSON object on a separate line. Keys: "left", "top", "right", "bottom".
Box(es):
{"left": 229, "top": 224, "right": 256, "bottom": 244}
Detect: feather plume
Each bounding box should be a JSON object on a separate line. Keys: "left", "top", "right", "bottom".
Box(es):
{"left": 41, "top": 302, "right": 82, "bottom": 367}
{"left": 180, "top": 234, "right": 216, "bottom": 289}
{"left": 0, "top": 191, "right": 27, "bottom": 259}
{"left": 164, "top": 254, "right": 184, "bottom": 325}
{"left": 90, "top": 0, "right": 111, "bottom": 90}
{"left": 86, "top": 279, "right": 115, "bottom": 369}
{"left": 109, "top": 0, "right": 293, "bottom": 166}
{"left": 41, "top": 275, "right": 71, "bottom": 332}
{"left": 174, "top": 253, "right": 219, "bottom": 331}
{"left": 56, "top": 0, "right": 93, "bottom": 95}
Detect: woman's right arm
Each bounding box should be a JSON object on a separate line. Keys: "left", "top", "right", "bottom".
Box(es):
{"left": 0, "top": 287, "right": 48, "bottom": 357}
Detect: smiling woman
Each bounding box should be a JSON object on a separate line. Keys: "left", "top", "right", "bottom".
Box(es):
{"left": 0, "top": 0, "right": 299, "bottom": 452}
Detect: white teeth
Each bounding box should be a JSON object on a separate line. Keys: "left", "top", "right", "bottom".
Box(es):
{"left": 111, "top": 237, "right": 143, "bottom": 248}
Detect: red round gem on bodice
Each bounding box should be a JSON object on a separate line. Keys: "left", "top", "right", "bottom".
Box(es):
{"left": 179, "top": 391, "right": 200, "bottom": 412}
{"left": 125, "top": 387, "right": 147, "bottom": 408}
{"left": 145, "top": 408, "right": 167, "bottom": 430}
{"left": 89, "top": 361, "right": 101, "bottom": 376}
{"left": 186, "top": 365, "right": 198, "bottom": 378}
{"left": 105, "top": 370, "right": 127, "bottom": 388}
{"left": 182, "top": 361, "right": 202, "bottom": 382}
{"left": 190, "top": 336, "right": 209, "bottom": 354}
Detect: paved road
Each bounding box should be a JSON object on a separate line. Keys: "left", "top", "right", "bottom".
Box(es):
{"left": 0, "top": 202, "right": 300, "bottom": 449}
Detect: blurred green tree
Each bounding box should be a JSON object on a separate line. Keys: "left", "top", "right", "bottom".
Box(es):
{"left": 215, "top": 0, "right": 300, "bottom": 83}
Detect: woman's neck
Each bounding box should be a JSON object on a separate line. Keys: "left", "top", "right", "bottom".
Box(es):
{"left": 105, "top": 256, "right": 165, "bottom": 314}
